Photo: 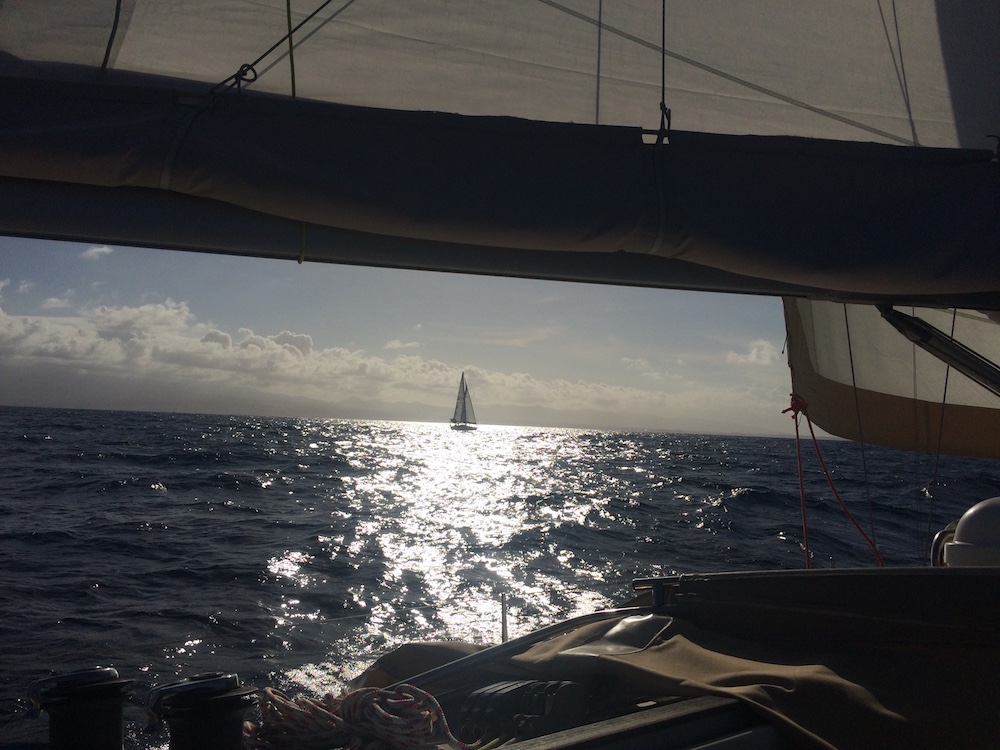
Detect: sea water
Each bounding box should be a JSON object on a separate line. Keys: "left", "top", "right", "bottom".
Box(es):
{"left": 1, "top": 406, "right": 997, "bottom": 747}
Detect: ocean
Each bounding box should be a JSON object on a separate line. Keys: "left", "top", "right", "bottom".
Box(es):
{"left": 2, "top": 405, "right": 997, "bottom": 747}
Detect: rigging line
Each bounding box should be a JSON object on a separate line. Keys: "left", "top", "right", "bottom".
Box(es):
{"left": 251, "top": 0, "right": 360, "bottom": 86}
{"left": 791, "top": 410, "right": 812, "bottom": 568}
{"left": 785, "top": 393, "right": 885, "bottom": 567}
{"left": 99, "top": 0, "right": 124, "bottom": 78}
{"left": 876, "top": 0, "right": 918, "bottom": 145}
{"left": 924, "top": 308, "right": 957, "bottom": 557}
{"left": 645, "top": 0, "right": 669, "bottom": 258}
{"left": 660, "top": 0, "right": 668, "bottom": 122}
{"left": 535, "top": 0, "right": 913, "bottom": 145}
{"left": 286, "top": 0, "right": 297, "bottom": 97}
{"left": 657, "top": 0, "right": 671, "bottom": 137}
{"left": 910, "top": 305, "right": 921, "bottom": 561}
{"left": 804, "top": 404, "right": 886, "bottom": 567}
{"left": 843, "top": 304, "right": 880, "bottom": 554}
{"left": 909, "top": 305, "right": 917, "bottom": 457}
{"left": 214, "top": 0, "right": 358, "bottom": 92}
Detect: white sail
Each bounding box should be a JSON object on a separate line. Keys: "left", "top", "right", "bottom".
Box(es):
{"left": 785, "top": 299, "right": 1000, "bottom": 458}
{"left": 450, "top": 372, "right": 477, "bottom": 430}
{"left": 2, "top": 2, "right": 994, "bottom": 144}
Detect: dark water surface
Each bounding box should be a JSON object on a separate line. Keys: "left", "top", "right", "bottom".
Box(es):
{"left": 1, "top": 406, "right": 995, "bottom": 746}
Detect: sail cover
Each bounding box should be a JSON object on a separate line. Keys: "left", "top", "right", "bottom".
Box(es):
{"left": 1, "top": 2, "right": 998, "bottom": 304}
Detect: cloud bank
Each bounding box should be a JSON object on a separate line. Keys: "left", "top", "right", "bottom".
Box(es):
{"left": 0, "top": 301, "right": 792, "bottom": 434}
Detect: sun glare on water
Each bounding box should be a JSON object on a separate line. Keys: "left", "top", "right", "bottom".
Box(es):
{"left": 281, "top": 421, "right": 621, "bottom": 695}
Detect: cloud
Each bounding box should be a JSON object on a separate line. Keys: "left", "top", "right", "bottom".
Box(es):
{"left": 41, "top": 297, "right": 71, "bottom": 309}
{"left": 619, "top": 356, "right": 680, "bottom": 382}
{"left": 17, "top": 281, "right": 36, "bottom": 293}
{"left": 82, "top": 245, "right": 113, "bottom": 260}
{"left": 385, "top": 339, "right": 420, "bottom": 349}
{"left": 0, "top": 302, "right": 795, "bottom": 435}
{"left": 477, "top": 325, "right": 559, "bottom": 348}
{"left": 622, "top": 357, "right": 649, "bottom": 370}
{"left": 726, "top": 339, "right": 781, "bottom": 365}
{"left": 202, "top": 329, "right": 232, "bottom": 348}
{"left": 91, "top": 299, "right": 191, "bottom": 343}
{"left": 273, "top": 331, "right": 314, "bottom": 355}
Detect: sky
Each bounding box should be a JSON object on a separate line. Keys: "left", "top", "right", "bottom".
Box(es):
{"left": 0, "top": 237, "right": 799, "bottom": 436}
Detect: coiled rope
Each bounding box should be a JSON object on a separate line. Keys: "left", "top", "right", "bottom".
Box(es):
{"left": 245, "top": 683, "right": 477, "bottom": 750}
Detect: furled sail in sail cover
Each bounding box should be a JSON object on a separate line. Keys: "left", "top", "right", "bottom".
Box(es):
{"left": 1, "top": 3, "right": 997, "bottom": 301}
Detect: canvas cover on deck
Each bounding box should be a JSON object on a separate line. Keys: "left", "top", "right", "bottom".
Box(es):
{"left": 360, "top": 570, "right": 1000, "bottom": 750}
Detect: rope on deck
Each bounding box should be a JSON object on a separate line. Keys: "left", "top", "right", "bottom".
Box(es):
{"left": 245, "top": 683, "right": 477, "bottom": 750}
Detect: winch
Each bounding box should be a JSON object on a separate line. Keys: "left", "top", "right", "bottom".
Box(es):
{"left": 146, "top": 672, "right": 257, "bottom": 750}
{"left": 28, "top": 666, "right": 132, "bottom": 750}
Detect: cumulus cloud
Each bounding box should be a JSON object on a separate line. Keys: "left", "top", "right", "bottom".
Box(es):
{"left": 17, "top": 281, "right": 36, "bottom": 293}
{"left": 91, "top": 299, "right": 192, "bottom": 344}
{"left": 726, "top": 339, "right": 781, "bottom": 365}
{"left": 622, "top": 357, "right": 649, "bottom": 370}
{"left": 82, "top": 245, "right": 113, "bottom": 260}
{"left": 273, "top": 330, "right": 313, "bottom": 355}
{"left": 0, "top": 301, "right": 795, "bottom": 435}
{"left": 93, "top": 299, "right": 191, "bottom": 329}
{"left": 202, "top": 329, "right": 232, "bottom": 348}
{"left": 41, "top": 297, "right": 71, "bottom": 309}
{"left": 620, "top": 356, "right": 679, "bottom": 382}
{"left": 385, "top": 339, "right": 420, "bottom": 349}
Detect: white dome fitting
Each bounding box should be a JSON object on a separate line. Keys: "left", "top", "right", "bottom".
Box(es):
{"left": 944, "top": 497, "right": 1000, "bottom": 567}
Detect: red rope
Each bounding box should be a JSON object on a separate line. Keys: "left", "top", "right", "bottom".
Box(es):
{"left": 784, "top": 394, "right": 885, "bottom": 568}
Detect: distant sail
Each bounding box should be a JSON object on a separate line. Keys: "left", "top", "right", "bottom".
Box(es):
{"left": 450, "top": 372, "right": 477, "bottom": 431}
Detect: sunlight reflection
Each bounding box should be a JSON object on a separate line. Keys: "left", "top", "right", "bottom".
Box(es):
{"left": 266, "top": 420, "right": 712, "bottom": 695}
{"left": 325, "top": 423, "right": 625, "bottom": 646}
{"left": 267, "top": 550, "right": 314, "bottom": 586}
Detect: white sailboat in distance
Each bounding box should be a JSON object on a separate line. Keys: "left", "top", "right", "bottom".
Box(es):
{"left": 449, "top": 372, "right": 477, "bottom": 431}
